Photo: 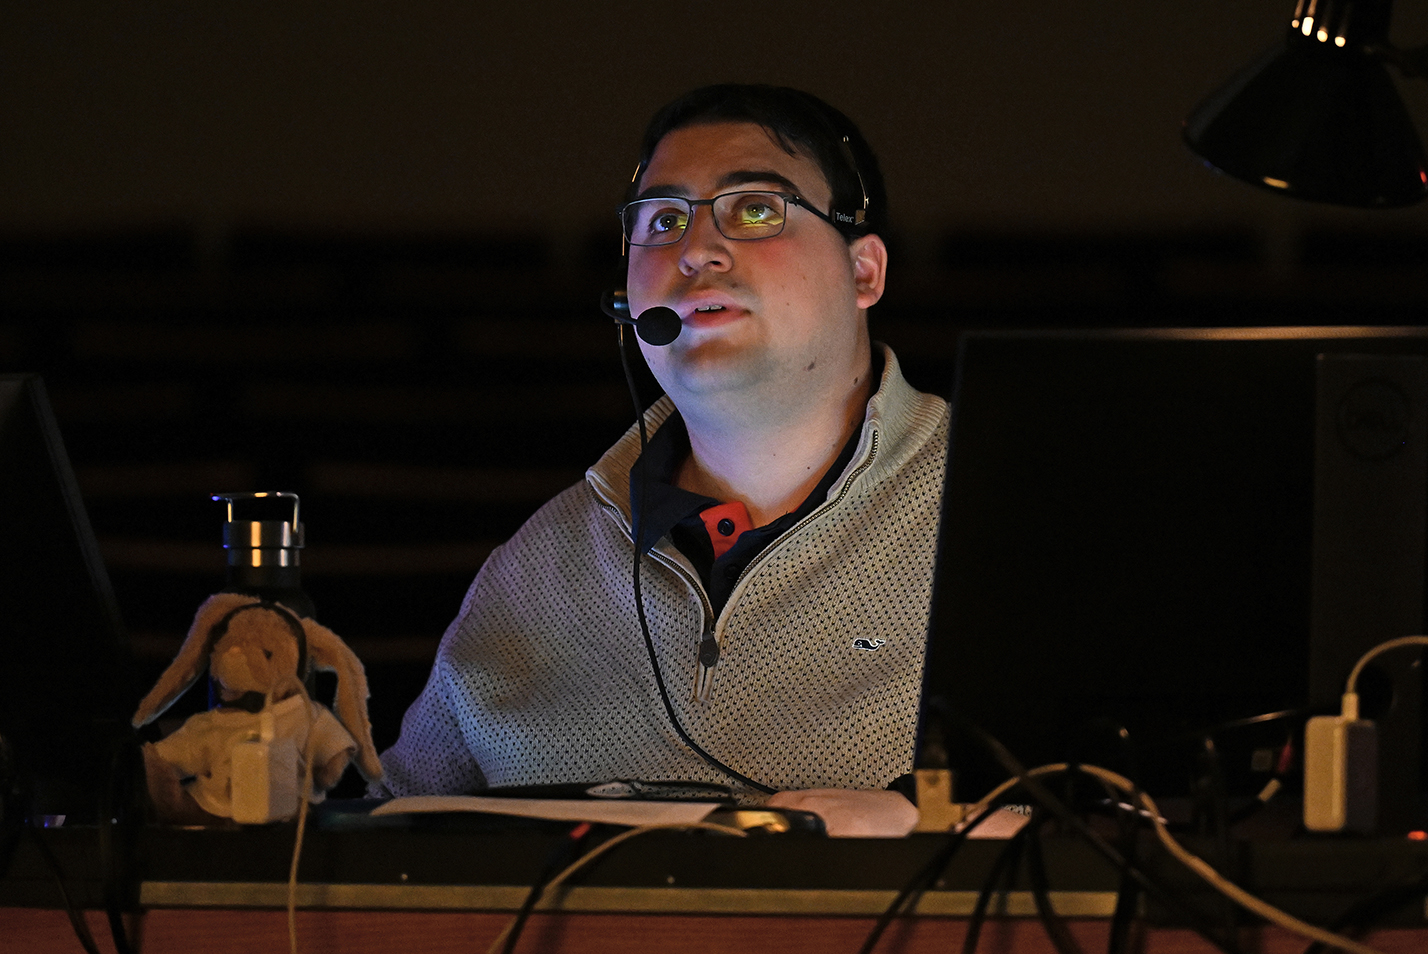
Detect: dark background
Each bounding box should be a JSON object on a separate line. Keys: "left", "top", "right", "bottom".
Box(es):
{"left": 4, "top": 1, "right": 1428, "bottom": 761}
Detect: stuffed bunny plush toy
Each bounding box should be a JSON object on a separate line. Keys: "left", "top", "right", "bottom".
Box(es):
{"left": 133, "top": 593, "right": 382, "bottom": 825}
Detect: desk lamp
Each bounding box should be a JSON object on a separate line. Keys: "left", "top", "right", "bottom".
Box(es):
{"left": 1184, "top": 0, "right": 1428, "bottom": 207}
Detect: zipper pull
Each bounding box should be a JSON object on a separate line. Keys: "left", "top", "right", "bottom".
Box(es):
{"left": 694, "top": 633, "right": 720, "bottom": 702}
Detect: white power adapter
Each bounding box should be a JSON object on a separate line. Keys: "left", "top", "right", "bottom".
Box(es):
{"left": 230, "top": 708, "right": 302, "bottom": 825}
{"left": 1303, "top": 692, "right": 1378, "bottom": 834}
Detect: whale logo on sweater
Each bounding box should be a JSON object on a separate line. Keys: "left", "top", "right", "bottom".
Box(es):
{"left": 852, "top": 638, "right": 886, "bottom": 652}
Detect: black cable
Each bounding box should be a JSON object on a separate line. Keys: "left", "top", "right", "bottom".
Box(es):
{"left": 499, "top": 822, "right": 596, "bottom": 954}
{"left": 1056, "top": 721, "right": 1146, "bottom": 954}
{"left": 1062, "top": 720, "right": 1143, "bottom": 831}
{"left": 1025, "top": 809, "right": 1085, "bottom": 954}
{"left": 962, "top": 818, "right": 1030, "bottom": 954}
{"left": 614, "top": 323, "right": 775, "bottom": 795}
{"left": 1018, "top": 766, "right": 1140, "bottom": 954}
{"left": 1106, "top": 786, "right": 1143, "bottom": 954}
{"left": 1192, "top": 736, "right": 1239, "bottom": 947}
{"left": 28, "top": 824, "right": 103, "bottom": 954}
{"left": 855, "top": 800, "right": 999, "bottom": 954}
{"left": 0, "top": 734, "right": 21, "bottom": 880}
{"left": 1191, "top": 737, "right": 1230, "bottom": 842}
{"left": 926, "top": 702, "right": 1246, "bottom": 954}
{"left": 99, "top": 733, "right": 143, "bottom": 954}
{"left": 1300, "top": 866, "right": 1428, "bottom": 954}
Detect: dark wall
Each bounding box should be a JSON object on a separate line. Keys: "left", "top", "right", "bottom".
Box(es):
{"left": 6, "top": 1, "right": 1428, "bottom": 242}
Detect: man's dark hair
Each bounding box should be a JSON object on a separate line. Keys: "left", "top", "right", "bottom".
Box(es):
{"left": 630, "top": 84, "right": 888, "bottom": 241}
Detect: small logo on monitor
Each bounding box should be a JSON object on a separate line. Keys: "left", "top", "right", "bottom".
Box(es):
{"left": 853, "top": 638, "right": 886, "bottom": 651}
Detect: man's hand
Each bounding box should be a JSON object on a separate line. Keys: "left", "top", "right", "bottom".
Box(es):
{"left": 766, "top": 788, "right": 919, "bottom": 838}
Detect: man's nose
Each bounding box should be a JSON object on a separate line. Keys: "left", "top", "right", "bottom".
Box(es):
{"left": 678, "top": 207, "right": 732, "bottom": 274}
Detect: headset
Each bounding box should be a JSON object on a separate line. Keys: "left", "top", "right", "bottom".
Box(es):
{"left": 833, "top": 134, "right": 872, "bottom": 230}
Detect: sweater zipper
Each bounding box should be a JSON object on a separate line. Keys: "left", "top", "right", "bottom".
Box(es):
{"left": 597, "top": 427, "right": 880, "bottom": 705}
{"left": 647, "top": 549, "right": 719, "bottom": 703}
{"left": 699, "top": 430, "right": 881, "bottom": 701}
{"left": 596, "top": 499, "right": 719, "bottom": 702}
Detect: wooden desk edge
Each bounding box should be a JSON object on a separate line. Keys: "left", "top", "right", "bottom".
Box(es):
{"left": 138, "top": 882, "right": 1121, "bottom": 916}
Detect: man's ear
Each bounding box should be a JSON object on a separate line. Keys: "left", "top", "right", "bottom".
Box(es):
{"left": 849, "top": 233, "right": 888, "bottom": 310}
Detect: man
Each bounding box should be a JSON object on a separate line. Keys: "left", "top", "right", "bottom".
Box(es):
{"left": 378, "top": 85, "right": 948, "bottom": 836}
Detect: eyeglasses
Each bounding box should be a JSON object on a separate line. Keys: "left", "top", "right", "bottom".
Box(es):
{"left": 617, "top": 190, "right": 844, "bottom": 248}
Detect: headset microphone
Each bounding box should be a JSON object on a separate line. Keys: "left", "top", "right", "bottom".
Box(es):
{"left": 631, "top": 307, "right": 681, "bottom": 346}
{"left": 600, "top": 290, "right": 682, "bottom": 346}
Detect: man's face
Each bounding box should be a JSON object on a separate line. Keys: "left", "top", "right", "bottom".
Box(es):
{"left": 625, "top": 121, "right": 884, "bottom": 418}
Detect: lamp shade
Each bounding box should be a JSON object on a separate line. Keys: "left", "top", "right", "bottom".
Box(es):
{"left": 1184, "top": 30, "right": 1428, "bottom": 208}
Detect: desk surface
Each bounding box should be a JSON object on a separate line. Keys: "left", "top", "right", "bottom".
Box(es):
{"left": 5, "top": 816, "right": 1428, "bottom": 954}
{"left": 6, "top": 814, "right": 1428, "bottom": 917}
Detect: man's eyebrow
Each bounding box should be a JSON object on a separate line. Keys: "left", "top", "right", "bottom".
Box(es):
{"left": 634, "top": 182, "right": 688, "bottom": 201}
{"left": 715, "top": 169, "right": 803, "bottom": 194}
{"left": 634, "top": 169, "right": 806, "bottom": 202}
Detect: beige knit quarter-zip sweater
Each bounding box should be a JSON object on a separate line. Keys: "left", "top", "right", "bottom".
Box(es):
{"left": 377, "top": 345, "right": 949, "bottom": 801}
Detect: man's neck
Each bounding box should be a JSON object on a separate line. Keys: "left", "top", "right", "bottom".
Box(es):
{"left": 673, "top": 355, "right": 877, "bottom": 527}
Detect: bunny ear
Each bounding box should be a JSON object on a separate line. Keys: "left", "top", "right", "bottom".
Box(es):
{"left": 132, "top": 592, "right": 261, "bottom": 728}
{"left": 303, "top": 618, "right": 383, "bottom": 782}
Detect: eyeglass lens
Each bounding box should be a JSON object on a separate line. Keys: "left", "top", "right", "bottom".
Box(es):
{"left": 622, "top": 192, "right": 788, "bottom": 246}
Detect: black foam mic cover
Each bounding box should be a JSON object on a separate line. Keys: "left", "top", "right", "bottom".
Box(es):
{"left": 634, "top": 306, "right": 681, "bottom": 346}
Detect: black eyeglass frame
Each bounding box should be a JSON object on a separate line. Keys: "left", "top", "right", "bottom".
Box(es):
{"left": 616, "top": 190, "right": 848, "bottom": 247}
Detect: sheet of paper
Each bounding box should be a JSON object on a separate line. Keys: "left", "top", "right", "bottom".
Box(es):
{"left": 370, "top": 795, "right": 721, "bottom": 827}
{"left": 964, "top": 807, "right": 1033, "bottom": 839}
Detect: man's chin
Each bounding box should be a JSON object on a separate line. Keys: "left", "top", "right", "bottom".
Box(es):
{"left": 658, "top": 347, "right": 775, "bottom": 399}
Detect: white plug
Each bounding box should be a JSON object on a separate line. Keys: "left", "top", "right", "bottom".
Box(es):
{"left": 1303, "top": 692, "right": 1378, "bottom": 833}
{"left": 230, "top": 706, "right": 301, "bottom": 824}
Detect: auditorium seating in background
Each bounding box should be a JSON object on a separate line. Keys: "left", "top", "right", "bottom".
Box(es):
{"left": 1, "top": 223, "right": 1422, "bottom": 786}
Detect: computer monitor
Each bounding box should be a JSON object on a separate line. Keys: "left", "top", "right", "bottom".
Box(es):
{"left": 0, "top": 374, "right": 136, "bottom": 821}
{"left": 924, "top": 327, "right": 1428, "bottom": 818}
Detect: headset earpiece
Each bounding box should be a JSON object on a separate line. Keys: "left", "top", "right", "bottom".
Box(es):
{"left": 833, "top": 135, "right": 871, "bottom": 232}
